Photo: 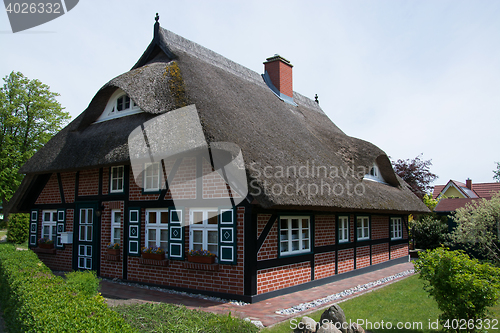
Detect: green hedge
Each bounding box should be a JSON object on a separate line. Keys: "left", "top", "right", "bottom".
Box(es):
{"left": 6, "top": 213, "right": 29, "bottom": 244}
{"left": 0, "top": 244, "right": 136, "bottom": 333}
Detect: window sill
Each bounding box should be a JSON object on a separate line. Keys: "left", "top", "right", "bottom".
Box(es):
{"left": 33, "top": 247, "right": 57, "bottom": 255}
{"left": 104, "top": 254, "right": 121, "bottom": 262}
{"left": 138, "top": 258, "right": 169, "bottom": 267}
{"left": 183, "top": 261, "right": 220, "bottom": 271}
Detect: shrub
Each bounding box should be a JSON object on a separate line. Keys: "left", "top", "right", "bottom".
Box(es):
{"left": 65, "top": 270, "right": 100, "bottom": 297}
{"left": 415, "top": 247, "right": 500, "bottom": 332}
{"left": 0, "top": 244, "right": 136, "bottom": 333}
{"left": 410, "top": 215, "right": 447, "bottom": 249}
{"left": 6, "top": 213, "right": 29, "bottom": 244}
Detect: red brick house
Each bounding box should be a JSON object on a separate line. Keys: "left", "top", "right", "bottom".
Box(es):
{"left": 8, "top": 17, "right": 428, "bottom": 302}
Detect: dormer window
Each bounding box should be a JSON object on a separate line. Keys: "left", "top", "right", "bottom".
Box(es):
{"left": 364, "top": 163, "right": 386, "bottom": 184}
{"left": 95, "top": 89, "right": 142, "bottom": 123}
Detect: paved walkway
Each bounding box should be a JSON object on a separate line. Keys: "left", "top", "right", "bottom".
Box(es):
{"left": 101, "top": 261, "right": 415, "bottom": 327}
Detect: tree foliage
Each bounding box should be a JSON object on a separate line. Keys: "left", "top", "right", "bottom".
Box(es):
{"left": 415, "top": 248, "right": 500, "bottom": 332}
{"left": 0, "top": 71, "right": 70, "bottom": 207}
{"left": 6, "top": 213, "right": 29, "bottom": 244}
{"left": 410, "top": 215, "right": 447, "bottom": 250}
{"left": 391, "top": 154, "right": 438, "bottom": 199}
{"left": 449, "top": 192, "right": 500, "bottom": 265}
{"left": 494, "top": 162, "right": 500, "bottom": 182}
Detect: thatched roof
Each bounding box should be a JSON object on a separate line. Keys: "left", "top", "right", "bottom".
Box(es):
{"left": 16, "top": 25, "right": 428, "bottom": 214}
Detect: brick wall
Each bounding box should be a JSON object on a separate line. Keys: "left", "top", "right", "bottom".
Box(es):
{"left": 356, "top": 245, "right": 370, "bottom": 269}
{"left": 35, "top": 173, "right": 61, "bottom": 204}
{"left": 78, "top": 169, "right": 99, "bottom": 196}
{"left": 166, "top": 157, "right": 196, "bottom": 200}
{"left": 257, "top": 261, "right": 310, "bottom": 294}
{"left": 372, "top": 243, "right": 389, "bottom": 265}
{"left": 126, "top": 207, "right": 245, "bottom": 295}
{"left": 100, "top": 201, "right": 124, "bottom": 279}
{"left": 202, "top": 158, "right": 241, "bottom": 199}
{"left": 371, "top": 215, "right": 388, "bottom": 240}
{"left": 314, "top": 252, "right": 336, "bottom": 280}
{"left": 102, "top": 168, "right": 109, "bottom": 196}
{"left": 337, "top": 248, "right": 354, "bottom": 274}
{"left": 61, "top": 172, "right": 76, "bottom": 203}
{"left": 390, "top": 243, "right": 408, "bottom": 259}
{"left": 314, "top": 215, "right": 335, "bottom": 247}
{"left": 257, "top": 214, "right": 278, "bottom": 261}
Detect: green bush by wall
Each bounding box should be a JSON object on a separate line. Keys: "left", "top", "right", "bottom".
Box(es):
{"left": 6, "top": 213, "right": 29, "bottom": 244}
{"left": 0, "top": 244, "right": 136, "bottom": 333}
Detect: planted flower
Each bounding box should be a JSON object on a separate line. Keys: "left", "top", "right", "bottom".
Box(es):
{"left": 187, "top": 249, "right": 216, "bottom": 264}
{"left": 107, "top": 242, "right": 120, "bottom": 250}
{"left": 38, "top": 237, "right": 54, "bottom": 244}
{"left": 141, "top": 246, "right": 165, "bottom": 254}
{"left": 188, "top": 249, "right": 216, "bottom": 257}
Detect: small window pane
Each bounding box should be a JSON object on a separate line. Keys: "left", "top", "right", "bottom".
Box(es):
{"left": 149, "top": 212, "right": 156, "bottom": 224}
{"left": 292, "top": 240, "right": 299, "bottom": 251}
{"left": 280, "top": 231, "right": 288, "bottom": 241}
{"left": 291, "top": 230, "right": 299, "bottom": 240}
{"left": 281, "top": 242, "right": 288, "bottom": 252}
{"left": 208, "top": 230, "right": 217, "bottom": 244}
{"left": 292, "top": 219, "right": 299, "bottom": 229}
{"left": 208, "top": 244, "right": 217, "bottom": 254}
{"left": 193, "top": 230, "right": 202, "bottom": 243}
{"left": 280, "top": 219, "right": 287, "bottom": 229}
{"left": 160, "top": 212, "right": 168, "bottom": 224}
{"left": 160, "top": 229, "right": 168, "bottom": 241}
{"left": 207, "top": 211, "right": 218, "bottom": 224}
{"left": 302, "top": 219, "right": 308, "bottom": 228}
{"left": 193, "top": 212, "right": 203, "bottom": 225}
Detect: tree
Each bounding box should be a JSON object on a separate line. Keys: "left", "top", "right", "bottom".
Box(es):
{"left": 494, "top": 162, "right": 500, "bottom": 182}
{"left": 0, "top": 71, "right": 70, "bottom": 211}
{"left": 448, "top": 192, "right": 500, "bottom": 265}
{"left": 415, "top": 248, "right": 500, "bottom": 332}
{"left": 391, "top": 154, "right": 438, "bottom": 199}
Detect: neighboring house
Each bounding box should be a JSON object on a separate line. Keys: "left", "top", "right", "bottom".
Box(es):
{"left": 433, "top": 179, "right": 500, "bottom": 231}
{"left": 7, "top": 18, "right": 427, "bottom": 302}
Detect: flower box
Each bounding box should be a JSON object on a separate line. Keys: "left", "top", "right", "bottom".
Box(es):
{"left": 142, "top": 252, "right": 165, "bottom": 260}
{"left": 39, "top": 243, "right": 54, "bottom": 249}
{"left": 187, "top": 254, "right": 215, "bottom": 264}
{"left": 107, "top": 249, "right": 120, "bottom": 256}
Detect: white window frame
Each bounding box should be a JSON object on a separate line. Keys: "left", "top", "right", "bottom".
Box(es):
{"left": 356, "top": 216, "right": 370, "bottom": 241}
{"left": 95, "top": 89, "right": 142, "bottom": 123}
{"left": 391, "top": 217, "right": 403, "bottom": 240}
{"left": 144, "top": 162, "right": 161, "bottom": 192}
{"left": 42, "top": 210, "right": 57, "bottom": 241}
{"left": 338, "top": 215, "right": 349, "bottom": 243}
{"left": 111, "top": 210, "right": 122, "bottom": 245}
{"left": 79, "top": 208, "right": 93, "bottom": 242}
{"left": 279, "top": 216, "right": 311, "bottom": 256}
{"left": 363, "top": 163, "right": 387, "bottom": 184}
{"left": 145, "top": 209, "right": 169, "bottom": 253}
{"left": 189, "top": 209, "right": 219, "bottom": 257}
{"left": 110, "top": 166, "right": 124, "bottom": 193}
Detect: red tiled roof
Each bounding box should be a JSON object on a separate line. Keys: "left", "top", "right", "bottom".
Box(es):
{"left": 432, "top": 185, "right": 445, "bottom": 199}
{"left": 472, "top": 182, "right": 500, "bottom": 199}
{"left": 434, "top": 198, "right": 483, "bottom": 212}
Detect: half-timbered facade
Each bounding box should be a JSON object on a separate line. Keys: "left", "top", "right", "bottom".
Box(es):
{"left": 9, "top": 17, "right": 428, "bottom": 302}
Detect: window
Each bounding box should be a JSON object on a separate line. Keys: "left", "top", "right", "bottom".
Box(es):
{"left": 42, "top": 210, "right": 57, "bottom": 242}
{"left": 144, "top": 162, "right": 160, "bottom": 192}
{"left": 145, "top": 209, "right": 169, "bottom": 253}
{"left": 110, "top": 166, "right": 124, "bottom": 193}
{"left": 338, "top": 216, "right": 349, "bottom": 243}
{"left": 189, "top": 209, "right": 218, "bottom": 256}
{"left": 356, "top": 216, "right": 370, "bottom": 241}
{"left": 95, "top": 89, "right": 142, "bottom": 123}
{"left": 391, "top": 217, "right": 402, "bottom": 240}
{"left": 79, "top": 208, "right": 93, "bottom": 242}
{"left": 279, "top": 216, "right": 311, "bottom": 256}
{"left": 363, "top": 163, "right": 386, "bottom": 184}
{"left": 111, "top": 210, "right": 122, "bottom": 245}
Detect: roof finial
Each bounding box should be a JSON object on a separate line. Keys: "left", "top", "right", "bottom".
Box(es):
{"left": 314, "top": 94, "right": 319, "bottom": 104}
{"left": 154, "top": 13, "right": 160, "bottom": 38}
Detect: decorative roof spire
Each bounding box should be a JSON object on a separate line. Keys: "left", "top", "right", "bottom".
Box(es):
{"left": 154, "top": 13, "right": 160, "bottom": 39}
{"left": 315, "top": 94, "right": 319, "bottom": 104}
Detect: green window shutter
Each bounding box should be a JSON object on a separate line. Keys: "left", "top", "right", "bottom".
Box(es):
{"left": 56, "top": 209, "right": 66, "bottom": 249}
{"left": 128, "top": 208, "right": 141, "bottom": 256}
{"left": 168, "top": 207, "right": 184, "bottom": 260}
{"left": 218, "top": 208, "right": 237, "bottom": 265}
{"left": 29, "top": 209, "right": 38, "bottom": 247}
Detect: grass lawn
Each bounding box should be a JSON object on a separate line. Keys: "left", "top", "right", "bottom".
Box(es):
{"left": 262, "top": 274, "right": 500, "bottom": 333}
{"left": 114, "top": 302, "right": 259, "bottom": 333}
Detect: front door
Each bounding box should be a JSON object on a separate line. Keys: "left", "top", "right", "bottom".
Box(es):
{"left": 74, "top": 203, "right": 99, "bottom": 272}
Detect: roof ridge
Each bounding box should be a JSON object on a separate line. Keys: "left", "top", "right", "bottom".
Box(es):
{"left": 159, "top": 28, "right": 325, "bottom": 114}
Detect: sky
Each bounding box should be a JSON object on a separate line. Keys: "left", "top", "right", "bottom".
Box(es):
{"left": 1, "top": 0, "right": 499, "bottom": 186}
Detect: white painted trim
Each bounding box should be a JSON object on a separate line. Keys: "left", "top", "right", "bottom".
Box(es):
{"left": 94, "top": 89, "right": 143, "bottom": 123}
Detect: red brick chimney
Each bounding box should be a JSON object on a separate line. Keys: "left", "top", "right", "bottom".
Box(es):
{"left": 466, "top": 178, "right": 472, "bottom": 190}
{"left": 263, "top": 55, "right": 293, "bottom": 98}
